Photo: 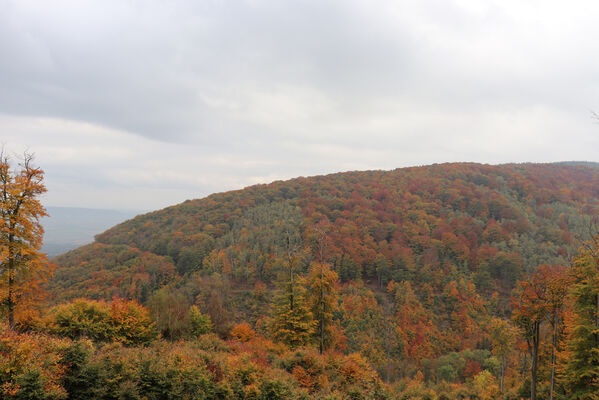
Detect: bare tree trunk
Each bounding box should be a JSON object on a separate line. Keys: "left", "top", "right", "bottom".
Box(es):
{"left": 286, "top": 233, "right": 295, "bottom": 311}
{"left": 319, "top": 263, "right": 324, "bottom": 354}
{"left": 531, "top": 322, "right": 540, "bottom": 400}
{"left": 550, "top": 314, "right": 557, "bottom": 400}
{"left": 385, "top": 317, "right": 391, "bottom": 383}
{"left": 500, "top": 353, "right": 505, "bottom": 393}
{"left": 6, "top": 228, "right": 15, "bottom": 329}
{"left": 7, "top": 270, "right": 14, "bottom": 329}
{"left": 595, "top": 294, "right": 599, "bottom": 347}
{"left": 7, "top": 243, "right": 15, "bottom": 330}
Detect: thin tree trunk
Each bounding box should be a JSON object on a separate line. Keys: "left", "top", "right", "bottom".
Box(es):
{"left": 500, "top": 353, "right": 505, "bottom": 393}
{"left": 550, "top": 314, "right": 557, "bottom": 400}
{"left": 384, "top": 316, "right": 390, "bottom": 383}
{"left": 531, "top": 322, "right": 539, "bottom": 400}
{"left": 287, "top": 235, "right": 294, "bottom": 311}
{"left": 289, "top": 260, "right": 294, "bottom": 311}
{"left": 595, "top": 294, "right": 599, "bottom": 347}
{"left": 7, "top": 269, "right": 14, "bottom": 329}
{"left": 319, "top": 263, "right": 324, "bottom": 354}
{"left": 7, "top": 233, "right": 15, "bottom": 330}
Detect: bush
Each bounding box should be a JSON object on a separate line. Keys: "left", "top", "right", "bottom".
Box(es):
{"left": 0, "top": 327, "right": 69, "bottom": 400}
{"left": 47, "top": 299, "right": 157, "bottom": 345}
{"left": 230, "top": 322, "right": 255, "bottom": 342}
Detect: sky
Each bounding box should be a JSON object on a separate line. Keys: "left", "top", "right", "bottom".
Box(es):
{"left": 1, "top": 0, "right": 599, "bottom": 211}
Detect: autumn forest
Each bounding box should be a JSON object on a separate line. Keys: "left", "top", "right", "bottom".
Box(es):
{"left": 2, "top": 160, "right": 599, "bottom": 399}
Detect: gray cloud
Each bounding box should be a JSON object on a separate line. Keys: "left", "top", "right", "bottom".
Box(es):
{"left": 1, "top": 0, "right": 598, "bottom": 209}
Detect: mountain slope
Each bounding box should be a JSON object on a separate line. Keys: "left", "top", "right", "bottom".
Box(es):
{"left": 48, "top": 162, "right": 599, "bottom": 378}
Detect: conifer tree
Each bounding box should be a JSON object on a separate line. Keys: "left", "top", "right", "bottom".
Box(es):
{"left": 563, "top": 242, "right": 599, "bottom": 398}
{"left": 272, "top": 275, "right": 315, "bottom": 348}
{"left": 306, "top": 261, "right": 338, "bottom": 354}
{"left": 0, "top": 150, "right": 49, "bottom": 329}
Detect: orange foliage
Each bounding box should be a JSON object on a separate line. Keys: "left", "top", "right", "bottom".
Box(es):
{"left": 230, "top": 322, "right": 256, "bottom": 342}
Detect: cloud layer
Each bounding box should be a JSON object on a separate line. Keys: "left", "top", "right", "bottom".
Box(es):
{"left": 1, "top": 0, "right": 598, "bottom": 209}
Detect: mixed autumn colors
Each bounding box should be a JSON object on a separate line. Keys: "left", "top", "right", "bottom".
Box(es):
{"left": 2, "top": 158, "right": 599, "bottom": 399}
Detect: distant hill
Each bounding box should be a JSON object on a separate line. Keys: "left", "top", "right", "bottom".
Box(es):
{"left": 48, "top": 162, "right": 599, "bottom": 378}
{"left": 42, "top": 207, "right": 141, "bottom": 257}
{"left": 554, "top": 161, "right": 599, "bottom": 168}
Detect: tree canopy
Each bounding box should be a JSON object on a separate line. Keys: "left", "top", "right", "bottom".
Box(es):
{"left": 0, "top": 150, "right": 49, "bottom": 329}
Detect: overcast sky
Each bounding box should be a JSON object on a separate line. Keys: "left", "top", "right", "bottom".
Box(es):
{"left": 1, "top": 0, "right": 598, "bottom": 210}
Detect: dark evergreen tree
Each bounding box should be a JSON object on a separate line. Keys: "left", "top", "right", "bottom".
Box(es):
{"left": 563, "top": 242, "right": 599, "bottom": 399}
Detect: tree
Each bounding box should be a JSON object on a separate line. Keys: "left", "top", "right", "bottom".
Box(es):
{"left": 306, "top": 261, "right": 338, "bottom": 353}
{"left": 187, "top": 305, "right": 213, "bottom": 337}
{"left": 0, "top": 150, "right": 49, "bottom": 329}
{"left": 541, "top": 265, "right": 571, "bottom": 400}
{"left": 281, "top": 219, "right": 302, "bottom": 322}
{"left": 512, "top": 267, "right": 548, "bottom": 400}
{"left": 488, "top": 317, "right": 517, "bottom": 393}
{"left": 563, "top": 240, "right": 599, "bottom": 398}
{"left": 230, "top": 322, "right": 255, "bottom": 342}
{"left": 510, "top": 265, "right": 571, "bottom": 400}
{"left": 147, "top": 288, "right": 189, "bottom": 339}
{"left": 272, "top": 275, "right": 315, "bottom": 348}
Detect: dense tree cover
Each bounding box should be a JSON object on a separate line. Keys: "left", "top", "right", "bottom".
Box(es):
{"left": 50, "top": 243, "right": 177, "bottom": 304}
{"left": 59, "top": 163, "right": 599, "bottom": 293}
{"left": 27, "top": 162, "right": 599, "bottom": 397}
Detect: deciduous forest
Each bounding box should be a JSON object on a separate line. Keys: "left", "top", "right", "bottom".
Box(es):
{"left": 3, "top": 161, "right": 599, "bottom": 399}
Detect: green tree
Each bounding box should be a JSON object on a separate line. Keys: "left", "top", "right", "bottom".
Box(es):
{"left": 563, "top": 241, "right": 599, "bottom": 398}
{"left": 488, "top": 317, "right": 517, "bottom": 393}
{"left": 187, "top": 305, "right": 213, "bottom": 337}
{"left": 147, "top": 288, "right": 189, "bottom": 340}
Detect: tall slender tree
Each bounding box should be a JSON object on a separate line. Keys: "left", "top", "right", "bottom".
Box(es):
{"left": 271, "top": 214, "right": 316, "bottom": 348}
{"left": 541, "top": 265, "right": 571, "bottom": 400}
{"left": 306, "top": 261, "right": 338, "bottom": 354}
{"left": 489, "top": 317, "right": 517, "bottom": 393}
{"left": 512, "top": 268, "right": 549, "bottom": 400}
{"left": 563, "top": 240, "right": 599, "bottom": 398}
{"left": 272, "top": 275, "right": 315, "bottom": 348}
{"left": 0, "top": 150, "right": 48, "bottom": 329}
{"left": 512, "top": 264, "right": 572, "bottom": 400}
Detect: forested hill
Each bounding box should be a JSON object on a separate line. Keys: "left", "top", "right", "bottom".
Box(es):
{"left": 48, "top": 162, "right": 599, "bottom": 380}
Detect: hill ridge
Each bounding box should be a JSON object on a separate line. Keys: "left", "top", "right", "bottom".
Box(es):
{"left": 49, "top": 161, "right": 599, "bottom": 377}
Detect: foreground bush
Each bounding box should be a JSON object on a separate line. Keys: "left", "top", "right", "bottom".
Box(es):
{"left": 0, "top": 327, "right": 68, "bottom": 399}
{"left": 46, "top": 298, "right": 157, "bottom": 345}
{"left": 0, "top": 327, "right": 388, "bottom": 399}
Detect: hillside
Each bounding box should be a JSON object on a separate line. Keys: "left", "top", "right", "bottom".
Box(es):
{"left": 48, "top": 162, "right": 599, "bottom": 382}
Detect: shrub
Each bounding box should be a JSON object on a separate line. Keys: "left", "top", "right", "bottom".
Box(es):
{"left": 47, "top": 299, "right": 157, "bottom": 345}
{"left": 230, "top": 322, "right": 255, "bottom": 342}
